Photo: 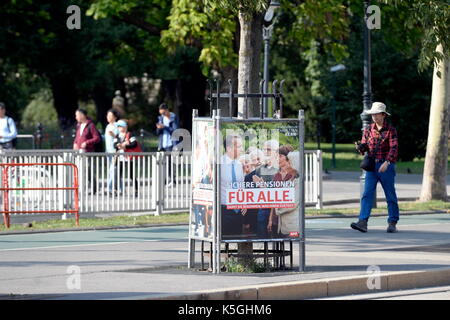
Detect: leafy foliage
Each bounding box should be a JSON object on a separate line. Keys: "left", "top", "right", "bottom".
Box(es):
{"left": 381, "top": 0, "right": 450, "bottom": 71}
{"left": 161, "top": 0, "right": 238, "bottom": 76}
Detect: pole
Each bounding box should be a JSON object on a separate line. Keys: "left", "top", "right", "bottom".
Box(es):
{"left": 331, "top": 76, "right": 337, "bottom": 169}
{"left": 262, "top": 25, "right": 272, "bottom": 118}
{"left": 188, "top": 109, "right": 199, "bottom": 269}
{"left": 214, "top": 109, "right": 221, "bottom": 274}
{"left": 298, "top": 110, "right": 306, "bottom": 272}
{"left": 361, "top": 0, "right": 376, "bottom": 208}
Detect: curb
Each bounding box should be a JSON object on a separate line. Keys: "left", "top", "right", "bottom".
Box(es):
{"left": 148, "top": 267, "right": 450, "bottom": 300}
{"left": 1, "top": 211, "right": 448, "bottom": 235}
{"left": 306, "top": 210, "right": 448, "bottom": 219}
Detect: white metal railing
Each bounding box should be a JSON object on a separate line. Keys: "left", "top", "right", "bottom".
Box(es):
{"left": 0, "top": 149, "right": 322, "bottom": 219}
{"left": 304, "top": 150, "right": 323, "bottom": 209}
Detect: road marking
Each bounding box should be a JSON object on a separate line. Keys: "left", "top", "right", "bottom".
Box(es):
{"left": 0, "top": 237, "right": 188, "bottom": 252}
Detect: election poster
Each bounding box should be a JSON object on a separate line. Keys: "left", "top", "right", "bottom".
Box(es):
{"left": 219, "top": 121, "right": 301, "bottom": 241}
{"left": 189, "top": 120, "right": 215, "bottom": 240}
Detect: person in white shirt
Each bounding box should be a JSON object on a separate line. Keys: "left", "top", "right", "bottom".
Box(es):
{"left": 0, "top": 102, "right": 17, "bottom": 150}
{"left": 221, "top": 134, "right": 247, "bottom": 238}
{"left": 105, "top": 109, "right": 120, "bottom": 195}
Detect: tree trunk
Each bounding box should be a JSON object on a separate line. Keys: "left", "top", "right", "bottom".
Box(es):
{"left": 49, "top": 76, "right": 79, "bottom": 131}
{"left": 92, "top": 85, "right": 113, "bottom": 130}
{"left": 235, "top": 9, "right": 264, "bottom": 267}
{"left": 419, "top": 44, "right": 450, "bottom": 201}
{"left": 237, "top": 11, "right": 263, "bottom": 118}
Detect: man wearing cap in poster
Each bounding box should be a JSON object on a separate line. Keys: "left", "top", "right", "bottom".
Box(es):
{"left": 352, "top": 102, "right": 399, "bottom": 233}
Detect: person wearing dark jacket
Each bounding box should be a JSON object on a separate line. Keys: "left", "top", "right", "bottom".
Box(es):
{"left": 156, "top": 103, "right": 179, "bottom": 185}
{"left": 156, "top": 103, "right": 179, "bottom": 152}
{"left": 73, "top": 109, "right": 101, "bottom": 152}
{"left": 73, "top": 109, "right": 101, "bottom": 194}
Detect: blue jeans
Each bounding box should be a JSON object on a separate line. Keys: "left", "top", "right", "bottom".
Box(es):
{"left": 107, "top": 155, "right": 116, "bottom": 192}
{"left": 360, "top": 162, "right": 399, "bottom": 223}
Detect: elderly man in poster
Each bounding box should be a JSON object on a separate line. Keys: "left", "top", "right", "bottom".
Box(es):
{"left": 221, "top": 134, "right": 247, "bottom": 237}
{"left": 245, "top": 139, "right": 280, "bottom": 238}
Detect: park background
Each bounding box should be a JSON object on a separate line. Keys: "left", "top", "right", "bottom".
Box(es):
{"left": 1, "top": 0, "right": 449, "bottom": 175}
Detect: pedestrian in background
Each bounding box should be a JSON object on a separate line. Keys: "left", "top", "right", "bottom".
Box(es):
{"left": 105, "top": 109, "right": 120, "bottom": 195}
{"left": 0, "top": 102, "right": 18, "bottom": 150}
{"left": 156, "top": 103, "right": 179, "bottom": 152}
{"left": 114, "top": 119, "right": 142, "bottom": 197}
{"left": 156, "top": 103, "right": 179, "bottom": 185}
{"left": 73, "top": 109, "right": 101, "bottom": 152}
{"left": 352, "top": 102, "right": 400, "bottom": 233}
{"left": 73, "top": 108, "right": 101, "bottom": 194}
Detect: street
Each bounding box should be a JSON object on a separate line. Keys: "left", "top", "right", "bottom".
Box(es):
{"left": 0, "top": 213, "right": 449, "bottom": 299}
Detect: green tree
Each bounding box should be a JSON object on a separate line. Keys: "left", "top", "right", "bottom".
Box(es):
{"left": 1, "top": 0, "right": 159, "bottom": 132}
{"left": 88, "top": 0, "right": 209, "bottom": 130}
{"left": 380, "top": 0, "right": 449, "bottom": 201}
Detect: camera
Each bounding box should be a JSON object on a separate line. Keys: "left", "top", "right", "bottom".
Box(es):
{"left": 113, "top": 136, "right": 121, "bottom": 151}
{"left": 355, "top": 141, "right": 368, "bottom": 153}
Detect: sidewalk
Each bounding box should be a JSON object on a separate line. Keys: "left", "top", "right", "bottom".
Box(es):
{"left": 1, "top": 172, "right": 450, "bottom": 300}
{"left": 1, "top": 213, "right": 450, "bottom": 300}
{"left": 320, "top": 170, "right": 450, "bottom": 208}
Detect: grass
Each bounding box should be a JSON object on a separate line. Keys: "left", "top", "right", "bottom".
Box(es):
{"left": 306, "top": 200, "right": 450, "bottom": 216}
{"left": 222, "top": 256, "right": 268, "bottom": 273}
{"left": 0, "top": 212, "right": 189, "bottom": 233}
{"left": 305, "top": 142, "right": 450, "bottom": 174}
{"left": 1, "top": 201, "right": 449, "bottom": 233}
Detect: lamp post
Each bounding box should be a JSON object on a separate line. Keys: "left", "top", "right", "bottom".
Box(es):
{"left": 262, "top": 0, "right": 280, "bottom": 118}
{"left": 361, "top": 0, "right": 376, "bottom": 207}
{"left": 329, "top": 64, "right": 346, "bottom": 169}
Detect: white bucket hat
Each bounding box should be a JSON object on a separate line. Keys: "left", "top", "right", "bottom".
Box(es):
{"left": 366, "top": 102, "right": 391, "bottom": 116}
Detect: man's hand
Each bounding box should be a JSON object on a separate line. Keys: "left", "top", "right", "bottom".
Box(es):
{"left": 80, "top": 142, "right": 87, "bottom": 149}
{"left": 378, "top": 161, "right": 389, "bottom": 173}
{"left": 267, "top": 218, "right": 273, "bottom": 233}
{"left": 156, "top": 123, "right": 164, "bottom": 129}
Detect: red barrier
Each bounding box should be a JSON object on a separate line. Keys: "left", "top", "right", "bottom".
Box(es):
{"left": 0, "top": 163, "right": 79, "bottom": 228}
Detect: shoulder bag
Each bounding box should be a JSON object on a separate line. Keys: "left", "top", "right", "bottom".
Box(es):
{"left": 359, "top": 131, "right": 385, "bottom": 172}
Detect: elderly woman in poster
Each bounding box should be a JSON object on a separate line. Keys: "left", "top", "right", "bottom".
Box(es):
{"left": 267, "top": 147, "right": 300, "bottom": 237}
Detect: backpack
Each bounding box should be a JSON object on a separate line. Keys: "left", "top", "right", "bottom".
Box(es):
{"left": 89, "top": 122, "right": 104, "bottom": 153}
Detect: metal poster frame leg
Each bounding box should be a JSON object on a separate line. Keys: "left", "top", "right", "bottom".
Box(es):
{"left": 298, "top": 109, "right": 306, "bottom": 272}
{"left": 188, "top": 109, "right": 199, "bottom": 269}
{"left": 213, "top": 109, "right": 222, "bottom": 274}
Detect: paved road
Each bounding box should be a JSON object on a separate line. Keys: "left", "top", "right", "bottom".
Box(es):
{"left": 1, "top": 213, "right": 449, "bottom": 299}
{"left": 320, "top": 285, "right": 450, "bottom": 300}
